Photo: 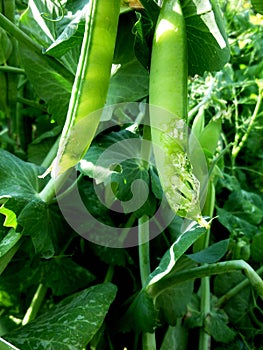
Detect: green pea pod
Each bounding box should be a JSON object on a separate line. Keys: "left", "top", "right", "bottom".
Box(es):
{"left": 51, "top": 1, "right": 120, "bottom": 178}
{"left": 149, "top": 0, "right": 207, "bottom": 227}
{"left": 198, "top": 118, "right": 221, "bottom": 155}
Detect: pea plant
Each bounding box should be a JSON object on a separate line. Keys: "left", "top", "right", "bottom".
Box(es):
{"left": 0, "top": 0, "right": 263, "bottom": 349}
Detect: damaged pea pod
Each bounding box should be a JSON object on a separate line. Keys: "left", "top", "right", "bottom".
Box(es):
{"left": 51, "top": 0, "right": 121, "bottom": 178}
{"left": 149, "top": 0, "right": 208, "bottom": 227}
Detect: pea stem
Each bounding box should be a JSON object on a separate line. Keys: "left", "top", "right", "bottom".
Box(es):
{"left": 138, "top": 215, "right": 156, "bottom": 350}
{"left": 0, "top": 13, "right": 73, "bottom": 81}
{"left": 147, "top": 260, "right": 263, "bottom": 301}
{"left": 216, "top": 265, "right": 263, "bottom": 308}
{"left": 231, "top": 83, "right": 263, "bottom": 169}
{"left": 0, "top": 66, "right": 25, "bottom": 74}
{"left": 22, "top": 283, "right": 48, "bottom": 325}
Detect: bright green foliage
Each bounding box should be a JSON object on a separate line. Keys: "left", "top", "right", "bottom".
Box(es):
{"left": 5, "top": 283, "right": 117, "bottom": 350}
{"left": 0, "top": 0, "right": 263, "bottom": 349}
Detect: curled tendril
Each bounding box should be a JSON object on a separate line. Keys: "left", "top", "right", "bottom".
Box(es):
{"left": 41, "top": 0, "right": 64, "bottom": 22}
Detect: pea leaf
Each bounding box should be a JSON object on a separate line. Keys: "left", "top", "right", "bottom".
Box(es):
{"left": 18, "top": 200, "right": 65, "bottom": 258}
{"left": 156, "top": 280, "right": 194, "bottom": 325}
{"left": 4, "top": 283, "right": 117, "bottom": 350}
{"left": 204, "top": 310, "right": 236, "bottom": 343}
{"left": 0, "top": 202, "right": 17, "bottom": 229}
{"left": 160, "top": 324, "right": 188, "bottom": 350}
{"left": 107, "top": 58, "right": 149, "bottom": 105}
{"left": 182, "top": 0, "right": 230, "bottom": 76}
{"left": 40, "top": 257, "right": 95, "bottom": 296}
{"left": 213, "top": 272, "right": 251, "bottom": 324}
{"left": 120, "top": 290, "right": 157, "bottom": 332}
{"left": 187, "top": 239, "right": 229, "bottom": 263}
{"left": 146, "top": 221, "right": 205, "bottom": 289}
{"left": 0, "top": 149, "right": 45, "bottom": 208}
{"left": 251, "top": 0, "right": 263, "bottom": 14}
{"left": 251, "top": 233, "right": 263, "bottom": 263}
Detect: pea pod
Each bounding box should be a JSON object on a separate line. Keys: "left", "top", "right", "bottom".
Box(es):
{"left": 51, "top": 1, "right": 120, "bottom": 178}
{"left": 149, "top": 0, "right": 207, "bottom": 226}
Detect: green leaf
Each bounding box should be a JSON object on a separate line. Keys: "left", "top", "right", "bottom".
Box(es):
{"left": 107, "top": 58, "right": 149, "bottom": 105}
{"left": 182, "top": 0, "right": 230, "bottom": 76}
{"left": 113, "top": 11, "right": 137, "bottom": 64}
{"left": 0, "top": 203, "right": 17, "bottom": 230}
{"left": 5, "top": 283, "right": 117, "bottom": 350}
{"left": 146, "top": 221, "right": 206, "bottom": 288}
{"left": 0, "top": 229, "right": 22, "bottom": 275}
{"left": 120, "top": 290, "right": 157, "bottom": 333}
{"left": 251, "top": 232, "right": 263, "bottom": 263}
{"left": 89, "top": 244, "right": 131, "bottom": 267}
{"left": 156, "top": 280, "right": 194, "bottom": 325}
{"left": 0, "top": 150, "right": 46, "bottom": 213}
{"left": 187, "top": 239, "right": 229, "bottom": 263}
{"left": 41, "top": 257, "right": 95, "bottom": 296}
{"left": 20, "top": 0, "right": 81, "bottom": 73}
{"left": 44, "top": 2, "right": 86, "bottom": 60}
{"left": 251, "top": 0, "right": 263, "bottom": 14}
{"left": 19, "top": 45, "right": 72, "bottom": 125}
{"left": 204, "top": 310, "right": 236, "bottom": 343}
{"left": 160, "top": 324, "right": 188, "bottom": 350}
{"left": 18, "top": 200, "right": 65, "bottom": 258}
{"left": 217, "top": 208, "right": 256, "bottom": 239}
{"left": 213, "top": 272, "right": 251, "bottom": 324}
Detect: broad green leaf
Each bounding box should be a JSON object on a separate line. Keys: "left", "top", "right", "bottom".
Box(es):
{"left": 18, "top": 200, "right": 65, "bottom": 258}
{"left": 90, "top": 244, "right": 131, "bottom": 267}
{"left": 182, "top": 0, "right": 230, "bottom": 76}
{"left": 0, "top": 149, "right": 45, "bottom": 207}
{"left": 107, "top": 59, "right": 149, "bottom": 105}
{"left": 5, "top": 283, "right": 117, "bottom": 350}
{"left": 41, "top": 257, "right": 95, "bottom": 296}
{"left": 18, "top": 0, "right": 74, "bottom": 124}
{"left": 213, "top": 272, "right": 251, "bottom": 324}
{"left": 19, "top": 45, "right": 72, "bottom": 125}
{"left": 251, "top": 233, "right": 263, "bottom": 263}
{"left": 0, "top": 229, "right": 21, "bottom": 260}
{"left": 146, "top": 221, "right": 206, "bottom": 288}
{"left": 217, "top": 208, "right": 257, "bottom": 239}
{"left": 251, "top": 0, "right": 263, "bottom": 14}
{"left": 160, "top": 324, "right": 188, "bottom": 350}
{"left": 156, "top": 280, "right": 194, "bottom": 325}
{"left": 20, "top": 0, "right": 81, "bottom": 73}
{"left": 204, "top": 310, "right": 236, "bottom": 343}
{"left": 0, "top": 229, "right": 22, "bottom": 275}
{"left": 224, "top": 190, "right": 263, "bottom": 226}
{"left": 187, "top": 239, "right": 229, "bottom": 263}
{"left": 113, "top": 11, "right": 137, "bottom": 64}
{"left": 120, "top": 290, "right": 157, "bottom": 333}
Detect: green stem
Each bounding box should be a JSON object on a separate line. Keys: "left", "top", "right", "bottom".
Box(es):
{"left": 147, "top": 260, "right": 263, "bottom": 300}
{"left": 216, "top": 265, "right": 263, "bottom": 308}
{"left": 0, "top": 66, "right": 25, "bottom": 74}
{"left": 198, "top": 182, "right": 215, "bottom": 350}
{"left": 139, "top": 215, "right": 151, "bottom": 287}
{"left": 104, "top": 264, "right": 114, "bottom": 283}
{"left": 16, "top": 97, "right": 47, "bottom": 112}
{"left": 232, "top": 86, "right": 263, "bottom": 167}
{"left": 0, "top": 13, "right": 73, "bottom": 82}
{"left": 22, "top": 284, "right": 48, "bottom": 325}
{"left": 138, "top": 216, "right": 156, "bottom": 350}
{"left": 41, "top": 137, "right": 60, "bottom": 169}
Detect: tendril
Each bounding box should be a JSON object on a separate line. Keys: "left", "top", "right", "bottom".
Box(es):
{"left": 41, "top": 0, "right": 65, "bottom": 22}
